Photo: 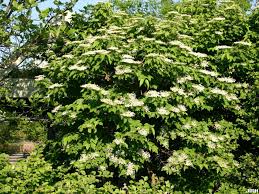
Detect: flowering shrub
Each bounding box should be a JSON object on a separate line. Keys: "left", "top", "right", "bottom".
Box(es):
{"left": 1, "top": 0, "right": 258, "bottom": 193}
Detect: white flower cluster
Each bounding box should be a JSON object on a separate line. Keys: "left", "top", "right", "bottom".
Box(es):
{"left": 121, "top": 111, "right": 135, "bottom": 118}
{"left": 170, "top": 87, "right": 186, "bottom": 96}
{"left": 35, "top": 75, "right": 45, "bottom": 81}
{"left": 177, "top": 75, "right": 193, "bottom": 84}
{"left": 79, "top": 152, "right": 99, "bottom": 162}
{"left": 139, "top": 149, "right": 150, "bottom": 160}
{"left": 178, "top": 34, "right": 194, "bottom": 40}
{"left": 211, "top": 88, "right": 228, "bottom": 95}
{"left": 83, "top": 50, "right": 110, "bottom": 56}
{"left": 62, "top": 54, "right": 74, "bottom": 59}
{"left": 113, "top": 138, "right": 124, "bottom": 145}
{"left": 121, "top": 58, "right": 142, "bottom": 65}
{"left": 51, "top": 105, "right": 62, "bottom": 113}
{"left": 48, "top": 83, "right": 63, "bottom": 89}
{"left": 217, "top": 77, "right": 236, "bottom": 83}
{"left": 145, "top": 90, "right": 171, "bottom": 98}
{"left": 215, "top": 45, "right": 232, "bottom": 50}
{"left": 215, "top": 31, "right": 223, "bottom": 35}
{"left": 81, "top": 83, "right": 101, "bottom": 91}
{"left": 138, "top": 128, "right": 149, "bottom": 136}
{"left": 199, "top": 69, "right": 218, "bottom": 77}
{"left": 126, "top": 162, "right": 135, "bottom": 176}
{"left": 189, "top": 51, "right": 208, "bottom": 58}
{"left": 125, "top": 94, "right": 144, "bottom": 107}
{"left": 115, "top": 66, "right": 132, "bottom": 75}
{"left": 234, "top": 41, "right": 251, "bottom": 46}
{"left": 170, "top": 104, "right": 187, "bottom": 113}
{"left": 157, "top": 107, "right": 170, "bottom": 115}
{"left": 167, "top": 152, "right": 193, "bottom": 167}
{"left": 68, "top": 64, "right": 88, "bottom": 71}
{"left": 142, "top": 37, "right": 156, "bottom": 41}
{"left": 109, "top": 154, "right": 127, "bottom": 165}
{"left": 192, "top": 84, "right": 205, "bottom": 92}
{"left": 210, "top": 17, "right": 225, "bottom": 22}
{"left": 64, "top": 11, "right": 73, "bottom": 23}
{"left": 101, "top": 98, "right": 123, "bottom": 106}
{"left": 169, "top": 40, "right": 193, "bottom": 52}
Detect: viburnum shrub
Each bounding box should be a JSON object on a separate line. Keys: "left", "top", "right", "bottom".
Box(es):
{"left": 27, "top": 0, "right": 258, "bottom": 193}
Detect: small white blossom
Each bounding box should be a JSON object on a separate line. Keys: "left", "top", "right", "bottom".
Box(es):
{"left": 143, "top": 37, "right": 156, "bottom": 41}
{"left": 170, "top": 107, "right": 181, "bottom": 113}
{"left": 38, "top": 61, "right": 49, "bottom": 69}
{"left": 126, "top": 162, "right": 135, "bottom": 176}
{"left": 138, "top": 128, "right": 149, "bottom": 136}
{"left": 157, "top": 107, "right": 170, "bottom": 115}
{"left": 114, "top": 138, "right": 124, "bottom": 145}
{"left": 199, "top": 69, "right": 218, "bottom": 77}
{"left": 70, "top": 112, "right": 77, "bottom": 119}
{"left": 121, "top": 111, "right": 135, "bottom": 118}
{"left": 68, "top": 65, "right": 88, "bottom": 71}
{"left": 170, "top": 87, "right": 186, "bottom": 96}
{"left": 160, "top": 91, "right": 171, "bottom": 97}
{"left": 215, "top": 31, "right": 223, "bottom": 35}
{"left": 211, "top": 88, "right": 228, "bottom": 95}
{"left": 177, "top": 75, "right": 193, "bottom": 83}
{"left": 51, "top": 105, "right": 62, "bottom": 113}
{"left": 234, "top": 41, "right": 251, "bottom": 46}
{"left": 48, "top": 83, "right": 63, "bottom": 89}
{"left": 101, "top": 98, "right": 114, "bottom": 106}
{"left": 215, "top": 45, "right": 232, "bottom": 50}
{"left": 192, "top": 84, "right": 205, "bottom": 92}
{"left": 225, "top": 94, "right": 238, "bottom": 101}
{"left": 35, "top": 75, "right": 45, "bottom": 81}
{"left": 218, "top": 77, "right": 236, "bottom": 83}
{"left": 139, "top": 150, "right": 150, "bottom": 160}
{"left": 178, "top": 105, "right": 187, "bottom": 112}
{"left": 207, "top": 142, "right": 216, "bottom": 149}
{"left": 145, "top": 90, "right": 160, "bottom": 97}
{"left": 183, "top": 124, "right": 191, "bottom": 129}
{"left": 178, "top": 34, "right": 194, "bottom": 40}
{"left": 212, "top": 17, "right": 225, "bottom": 21}
{"left": 62, "top": 54, "right": 73, "bottom": 59}
{"left": 189, "top": 51, "right": 208, "bottom": 58}
{"left": 108, "top": 46, "right": 119, "bottom": 50}
{"left": 64, "top": 11, "right": 73, "bottom": 23}
{"left": 122, "top": 55, "right": 134, "bottom": 59}
{"left": 81, "top": 83, "right": 101, "bottom": 91}
{"left": 121, "top": 58, "right": 142, "bottom": 65}
{"left": 115, "top": 66, "right": 132, "bottom": 75}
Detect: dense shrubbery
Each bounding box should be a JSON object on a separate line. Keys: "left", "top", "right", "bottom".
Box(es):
{"left": 0, "top": 0, "right": 258, "bottom": 193}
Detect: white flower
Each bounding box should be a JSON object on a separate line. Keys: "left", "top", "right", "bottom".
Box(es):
{"left": 61, "top": 111, "right": 68, "bottom": 116}
{"left": 35, "top": 75, "right": 45, "bottom": 81}
{"left": 143, "top": 37, "right": 156, "bottom": 41}
{"left": 138, "top": 128, "right": 149, "bottom": 136}
{"left": 101, "top": 98, "right": 114, "bottom": 106}
{"left": 185, "top": 159, "right": 193, "bottom": 166}
{"left": 170, "top": 107, "right": 180, "bottom": 113}
{"left": 212, "top": 17, "right": 225, "bottom": 21}
{"left": 79, "top": 152, "right": 99, "bottom": 162}
{"left": 155, "top": 40, "right": 166, "bottom": 45}
{"left": 51, "top": 105, "right": 62, "bottom": 113}
{"left": 99, "top": 166, "right": 106, "bottom": 171}
{"left": 81, "top": 83, "right": 101, "bottom": 91}
{"left": 114, "top": 99, "right": 124, "bottom": 105}
{"left": 157, "top": 107, "right": 170, "bottom": 115}
{"left": 95, "top": 50, "right": 110, "bottom": 55}
{"left": 234, "top": 41, "right": 251, "bottom": 46}
{"left": 207, "top": 142, "right": 216, "bottom": 149}
{"left": 194, "top": 97, "right": 201, "bottom": 104}
{"left": 122, "top": 54, "right": 134, "bottom": 59}
{"left": 143, "top": 106, "right": 150, "bottom": 112}
{"left": 199, "top": 69, "right": 218, "bottom": 77}
{"left": 108, "top": 46, "right": 119, "bottom": 50}
{"left": 79, "top": 43, "right": 90, "bottom": 47}
{"left": 70, "top": 112, "right": 77, "bottom": 119}
{"left": 218, "top": 77, "right": 236, "bottom": 83}
{"left": 211, "top": 88, "right": 228, "bottom": 95}
{"left": 225, "top": 94, "right": 238, "bottom": 101}
{"left": 114, "top": 138, "right": 124, "bottom": 145}
{"left": 178, "top": 34, "right": 194, "bottom": 40}
{"left": 127, "top": 99, "right": 144, "bottom": 107}
{"left": 215, "top": 31, "right": 223, "bottom": 35}
{"left": 121, "top": 58, "right": 142, "bottom": 65}
{"left": 169, "top": 40, "right": 184, "bottom": 46}
{"left": 179, "top": 44, "right": 193, "bottom": 52}
{"left": 121, "top": 111, "right": 135, "bottom": 117}
{"left": 182, "top": 124, "right": 191, "bottom": 129}
{"left": 48, "top": 83, "right": 63, "bottom": 89}
{"left": 170, "top": 87, "right": 186, "bottom": 96}
{"left": 62, "top": 54, "right": 73, "bottom": 59}
{"left": 159, "top": 91, "right": 171, "bottom": 97}
{"left": 64, "top": 11, "right": 73, "bottom": 23}
{"left": 126, "top": 162, "right": 135, "bottom": 176}
{"left": 177, "top": 75, "right": 193, "bottom": 83}
{"left": 215, "top": 45, "right": 232, "bottom": 50}
{"left": 139, "top": 150, "right": 150, "bottom": 160}
{"left": 178, "top": 105, "right": 187, "bottom": 112}
{"left": 83, "top": 51, "right": 96, "bottom": 55}
{"left": 145, "top": 90, "right": 160, "bottom": 97}
{"left": 214, "top": 123, "right": 221, "bottom": 129}
{"left": 192, "top": 84, "right": 205, "bottom": 92}
{"left": 115, "top": 66, "right": 132, "bottom": 75}
{"left": 69, "top": 65, "right": 88, "bottom": 71}
{"left": 189, "top": 51, "right": 208, "bottom": 58}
